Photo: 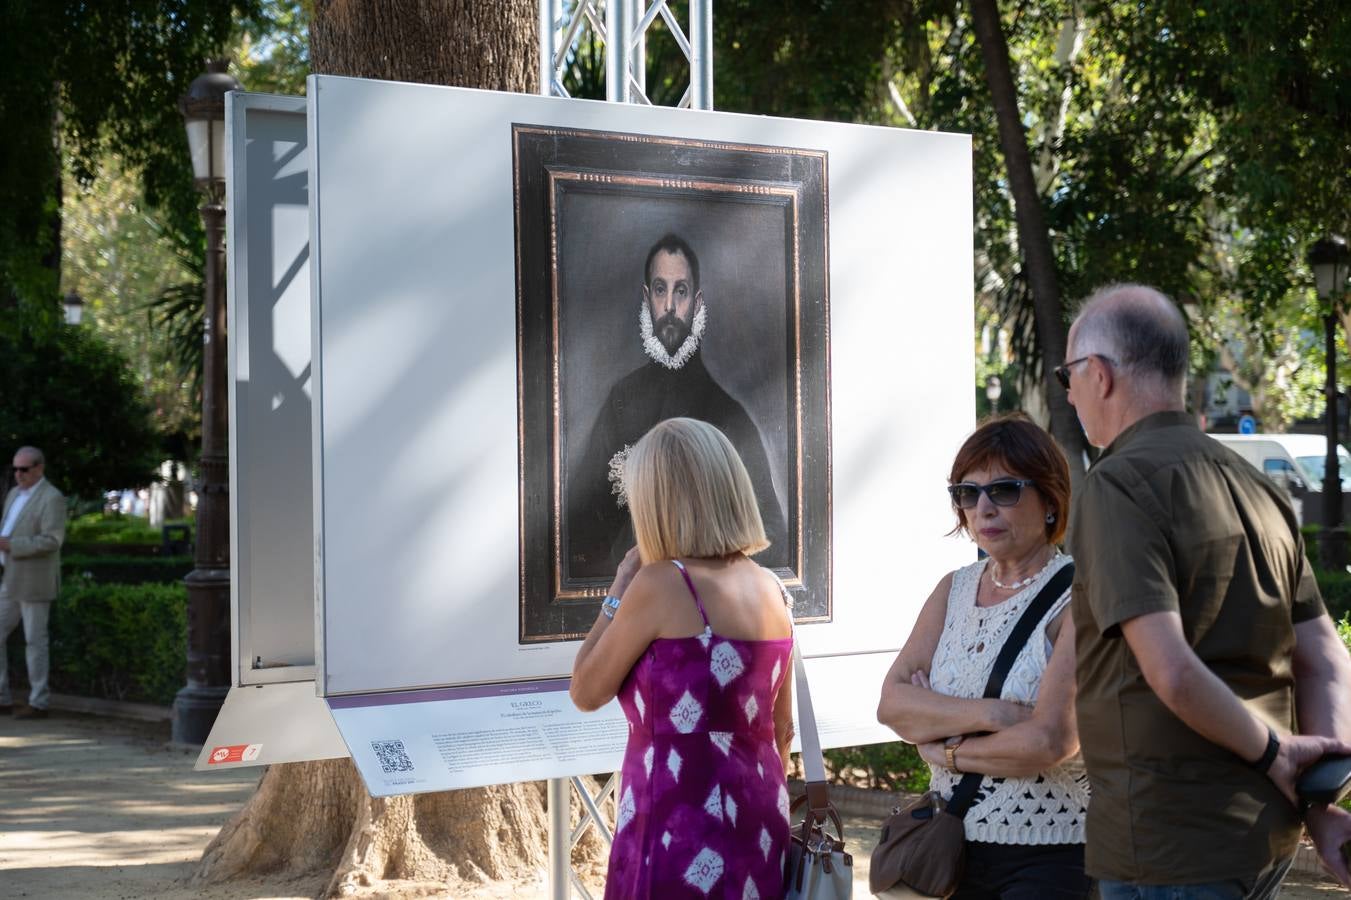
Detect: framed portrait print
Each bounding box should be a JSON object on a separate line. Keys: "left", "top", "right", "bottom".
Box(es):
{"left": 513, "top": 125, "right": 832, "bottom": 643}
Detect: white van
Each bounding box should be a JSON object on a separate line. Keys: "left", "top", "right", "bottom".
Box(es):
{"left": 1208, "top": 433, "right": 1351, "bottom": 524}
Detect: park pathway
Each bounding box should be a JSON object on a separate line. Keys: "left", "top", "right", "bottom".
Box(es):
{"left": 0, "top": 710, "right": 1344, "bottom": 898}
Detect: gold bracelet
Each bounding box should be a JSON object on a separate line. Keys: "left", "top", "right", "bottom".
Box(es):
{"left": 945, "top": 736, "right": 966, "bottom": 773}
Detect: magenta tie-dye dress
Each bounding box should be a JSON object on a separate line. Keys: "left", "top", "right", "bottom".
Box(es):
{"left": 603, "top": 560, "right": 794, "bottom": 900}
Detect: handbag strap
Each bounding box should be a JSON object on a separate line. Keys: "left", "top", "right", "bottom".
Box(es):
{"left": 767, "top": 567, "right": 834, "bottom": 821}
{"left": 945, "top": 561, "right": 1074, "bottom": 818}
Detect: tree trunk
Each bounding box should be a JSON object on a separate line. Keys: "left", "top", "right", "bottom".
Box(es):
{"left": 195, "top": 4, "right": 608, "bottom": 897}
{"left": 970, "top": 0, "right": 1088, "bottom": 484}
{"left": 195, "top": 760, "right": 609, "bottom": 896}
{"left": 309, "top": 0, "right": 536, "bottom": 91}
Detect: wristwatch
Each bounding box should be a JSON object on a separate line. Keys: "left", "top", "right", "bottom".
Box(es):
{"left": 945, "top": 736, "right": 966, "bottom": 773}
{"left": 600, "top": 594, "right": 622, "bottom": 620}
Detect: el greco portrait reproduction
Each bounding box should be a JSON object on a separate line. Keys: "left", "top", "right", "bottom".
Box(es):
{"left": 513, "top": 125, "right": 832, "bottom": 643}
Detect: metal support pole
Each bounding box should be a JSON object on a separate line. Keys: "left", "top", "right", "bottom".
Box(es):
{"left": 629, "top": 0, "right": 647, "bottom": 96}
{"left": 605, "top": 0, "right": 632, "bottom": 103}
{"left": 1321, "top": 312, "right": 1346, "bottom": 569}
{"left": 539, "top": 0, "right": 558, "bottom": 96}
{"left": 548, "top": 777, "right": 571, "bottom": 900}
{"left": 690, "top": 0, "right": 714, "bottom": 110}
{"left": 172, "top": 198, "right": 231, "bottom": 744}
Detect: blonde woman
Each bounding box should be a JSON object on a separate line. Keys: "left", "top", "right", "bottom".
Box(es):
{"left": 571, "top": 417, "right": 796, "bottom": 900}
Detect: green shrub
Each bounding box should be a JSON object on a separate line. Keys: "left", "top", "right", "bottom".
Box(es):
{"left": 66, "top": 511, "right": 164, "bottom": 544}
{"left": 824, "top": 741, "right": 930, "bottom": 794}
{"left": 62, "top": 554, "right": 192, "bottom": 585}
{"left": 1317, "top": 570, "right": 1351, "bottom": 622}
{"left": 6, "top": 581, "right": 186, "bottom": 706}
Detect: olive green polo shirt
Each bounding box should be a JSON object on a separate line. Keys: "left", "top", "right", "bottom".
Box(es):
{"left": 1069, "top": 411, "right": 1325, "bottom": 886}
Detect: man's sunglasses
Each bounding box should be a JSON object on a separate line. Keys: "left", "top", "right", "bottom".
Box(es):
{"left": 1054, "top": 353, "right": 1115, "bottom": 390}
{"left": 12, "top": 464, "right": 39, "bottom": 474}
{"left": 948, "top": 478, "right": 1035, "bottom": 509}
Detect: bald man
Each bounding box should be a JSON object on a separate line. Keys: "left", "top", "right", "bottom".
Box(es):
{"left": 1063, "top": 284, "right": 1351, "bottom": 898}
{"left": 0, "top": 446, "right": 66, "bottom": 719}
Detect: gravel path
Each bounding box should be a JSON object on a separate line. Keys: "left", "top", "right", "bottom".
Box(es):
{"left": 0, "top": 710, "right": 1343, "bottom": 898}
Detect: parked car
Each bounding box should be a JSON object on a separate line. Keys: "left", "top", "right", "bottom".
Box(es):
{"left": 1208, "top": 433, "right": 1351, "bottom": 525}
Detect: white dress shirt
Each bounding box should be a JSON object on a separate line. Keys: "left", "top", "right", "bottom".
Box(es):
{"left": 1, "top": 478, "right": 42, "bottom": 567}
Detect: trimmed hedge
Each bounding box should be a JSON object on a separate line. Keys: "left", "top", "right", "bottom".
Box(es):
{"left": 66, "top": 511, "right": 165, "bottom": 544}
{"left": 5, "top": 581, "right": 186, "bottom": 706}
{"left": 823, "top": 740, "right": 930, "bottom": 794}
{"left": 62, "top": 554, "right": 192, "bottom": 585}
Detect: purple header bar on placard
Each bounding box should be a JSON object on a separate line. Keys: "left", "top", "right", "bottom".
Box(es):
{"left": 327, "top": 677, "right": 572, "bottom": 710}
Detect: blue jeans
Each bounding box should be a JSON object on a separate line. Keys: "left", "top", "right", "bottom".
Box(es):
{"left": 1097, "top": 854, "right": 1293, "bottom": 900}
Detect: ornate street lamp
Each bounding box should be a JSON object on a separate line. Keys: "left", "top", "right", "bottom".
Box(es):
{"left": 172, "top": 59, "right": 240, "bottom": 745}
{"left": 1310, "top": 236, "right": 1350, "bottom": 571}
{"left": 62, "top": 289, "right": 84, "bottom": 326}
{"left": 985, "top": 374, "right": 1003, "bottom": 416}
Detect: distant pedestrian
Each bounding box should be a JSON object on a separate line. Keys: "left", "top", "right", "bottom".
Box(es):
{"left": 0, "top": 446, "right": 66, "bottom": 719}
{"left": 1064, "top": 284, "right": 1351, "bottom": 897}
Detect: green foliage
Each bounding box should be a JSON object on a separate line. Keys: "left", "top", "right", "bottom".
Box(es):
{"left": 824, "top": 741, "right": 930, "bottom": 794}
{"left": 61, "top": 157, "right": 200, "bottom": 447}
{"left": 0, "top": 1, "right": 255, "bottom": 329}
{"left": 1337, "top": 615, "right": 1351, "bottom": 657}
{"left": 63, "top": 554, "right": 193, "bottom": 585}
{"left": 67, "top": 511, "right": 163, "bottom": 544}
{"left": 5, "top": 581, "right": 186, "bottom": 705}
{"left": 0, "top": 325, "right": 160, "bottom": 501}
{"left": 1316, "top": 571, "right": 1351, "bottom": 624}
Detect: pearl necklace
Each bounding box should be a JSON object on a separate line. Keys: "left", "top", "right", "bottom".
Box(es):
{"left": 989, "top": 551, "right": 1062, "bottom": 590}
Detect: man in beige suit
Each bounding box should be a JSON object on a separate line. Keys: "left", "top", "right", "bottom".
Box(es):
{"left": 0, "top": 446, "right": 66, "bottom": 719}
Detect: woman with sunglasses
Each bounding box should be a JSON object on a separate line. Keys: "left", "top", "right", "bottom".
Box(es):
{"left": 877, "top": 414, "right": 1090, "bottom": 898}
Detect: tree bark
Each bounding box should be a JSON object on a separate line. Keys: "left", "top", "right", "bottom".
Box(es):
{"left": 970, "top": 0, "right": 1088, "bottom": 484}
{"left": 195, "top": 4, "right": 608, "bottom": 897}
{"left": 310, "top": 0, "right": 536, "bottom": 91}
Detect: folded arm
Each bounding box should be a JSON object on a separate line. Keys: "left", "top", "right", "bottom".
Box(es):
{"left": 918, "top": 610, "right": 1078, "bottom": 778}
{"left": 877, "top": 572, "right": 1031, "bottom": 744}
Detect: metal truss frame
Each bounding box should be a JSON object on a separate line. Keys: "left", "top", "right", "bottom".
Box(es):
{"left": 538, "top": 0, "right": 713, "bottom": 110}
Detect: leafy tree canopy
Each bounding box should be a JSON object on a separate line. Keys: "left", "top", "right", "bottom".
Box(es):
{"left": 0, "top": 325, "right": 161, "bottom": 501}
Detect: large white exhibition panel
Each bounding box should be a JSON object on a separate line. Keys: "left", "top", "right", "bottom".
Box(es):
{"left": 310, "top": 75, "right": 974, "bottom": 699}
{"left": 198, "top": 91, "right": 345, "bottom": 770}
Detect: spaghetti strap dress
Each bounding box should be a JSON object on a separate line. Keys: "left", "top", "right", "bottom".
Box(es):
{"left": 602, "top": 560, "right": 795, "bottom": 899}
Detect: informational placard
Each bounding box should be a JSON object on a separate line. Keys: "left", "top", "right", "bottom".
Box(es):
{"left": 333, "top": 653, "right": 898, "bottom": 796}
{"left": 329, "top": 678, "right": 628, "bottom": 796}
{"left": 308, "top": 75, "right": 975, "bottom": 698}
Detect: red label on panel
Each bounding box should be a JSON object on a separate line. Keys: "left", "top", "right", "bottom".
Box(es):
{"left": 207, "top": 743, "right": 262, "bottom": 764}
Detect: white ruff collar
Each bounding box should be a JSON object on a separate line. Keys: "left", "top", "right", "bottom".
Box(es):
{"left": 639, "top": 301, "right": 706, "bottom": 370}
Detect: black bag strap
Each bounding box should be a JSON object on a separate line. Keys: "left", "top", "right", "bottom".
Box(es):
{"left": 945, "top": 561, "right": 1074, "bottom": 818}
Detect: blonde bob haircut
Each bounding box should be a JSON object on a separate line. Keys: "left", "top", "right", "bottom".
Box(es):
{"left": 622, "top": 418, "right": 770, "bottom": 565}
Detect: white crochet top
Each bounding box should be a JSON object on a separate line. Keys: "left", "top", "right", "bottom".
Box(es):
{"left": 927, "top": 555, "right": 1088, "bottom": 845}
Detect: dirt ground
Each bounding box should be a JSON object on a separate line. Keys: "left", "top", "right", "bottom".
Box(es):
{"left": 0, "top": 710, "right": 1344, "bottom": 899}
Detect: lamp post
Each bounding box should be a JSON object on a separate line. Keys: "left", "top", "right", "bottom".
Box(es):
{"left": 172, "top": 59, "right": 240, "bottom": 745}
{"left": 1311, "top": 236, "right": 1350, "bottom": 571}
{"left": 985, "top": 374, "right": 1002, "bottom": 416}
{"left": 62, "top": 290, "right": 84, "bottom": 326}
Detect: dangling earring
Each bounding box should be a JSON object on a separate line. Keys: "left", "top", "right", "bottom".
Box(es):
{"left": 1046, "top": 511, "right": 1057, "bottom": 524}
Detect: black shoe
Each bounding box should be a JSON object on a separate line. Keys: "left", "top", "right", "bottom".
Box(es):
{"left": 0, "top": 704, "right": 12, "bottom": 715}
{"left": 14, "top": 706, "right": 48, "bottom": 719}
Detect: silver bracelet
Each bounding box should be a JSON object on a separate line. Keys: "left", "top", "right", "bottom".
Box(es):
{"left": 600, "top": 594, "right": 621, "bottom": 619}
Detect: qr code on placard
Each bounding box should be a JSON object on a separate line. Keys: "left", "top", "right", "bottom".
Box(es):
{"left": 371, "top": 739, "right": 414, "bottom": 774}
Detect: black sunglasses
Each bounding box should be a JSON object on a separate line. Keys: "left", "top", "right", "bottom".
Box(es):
{"left": 1054, "top": 353, "right": 1116, "bottom": 390}
{"left": 948, "top": 478, "right": 1035, "bottom": 509}
{"left": 12, "top": 464, "right": 39, "bottom": 474}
